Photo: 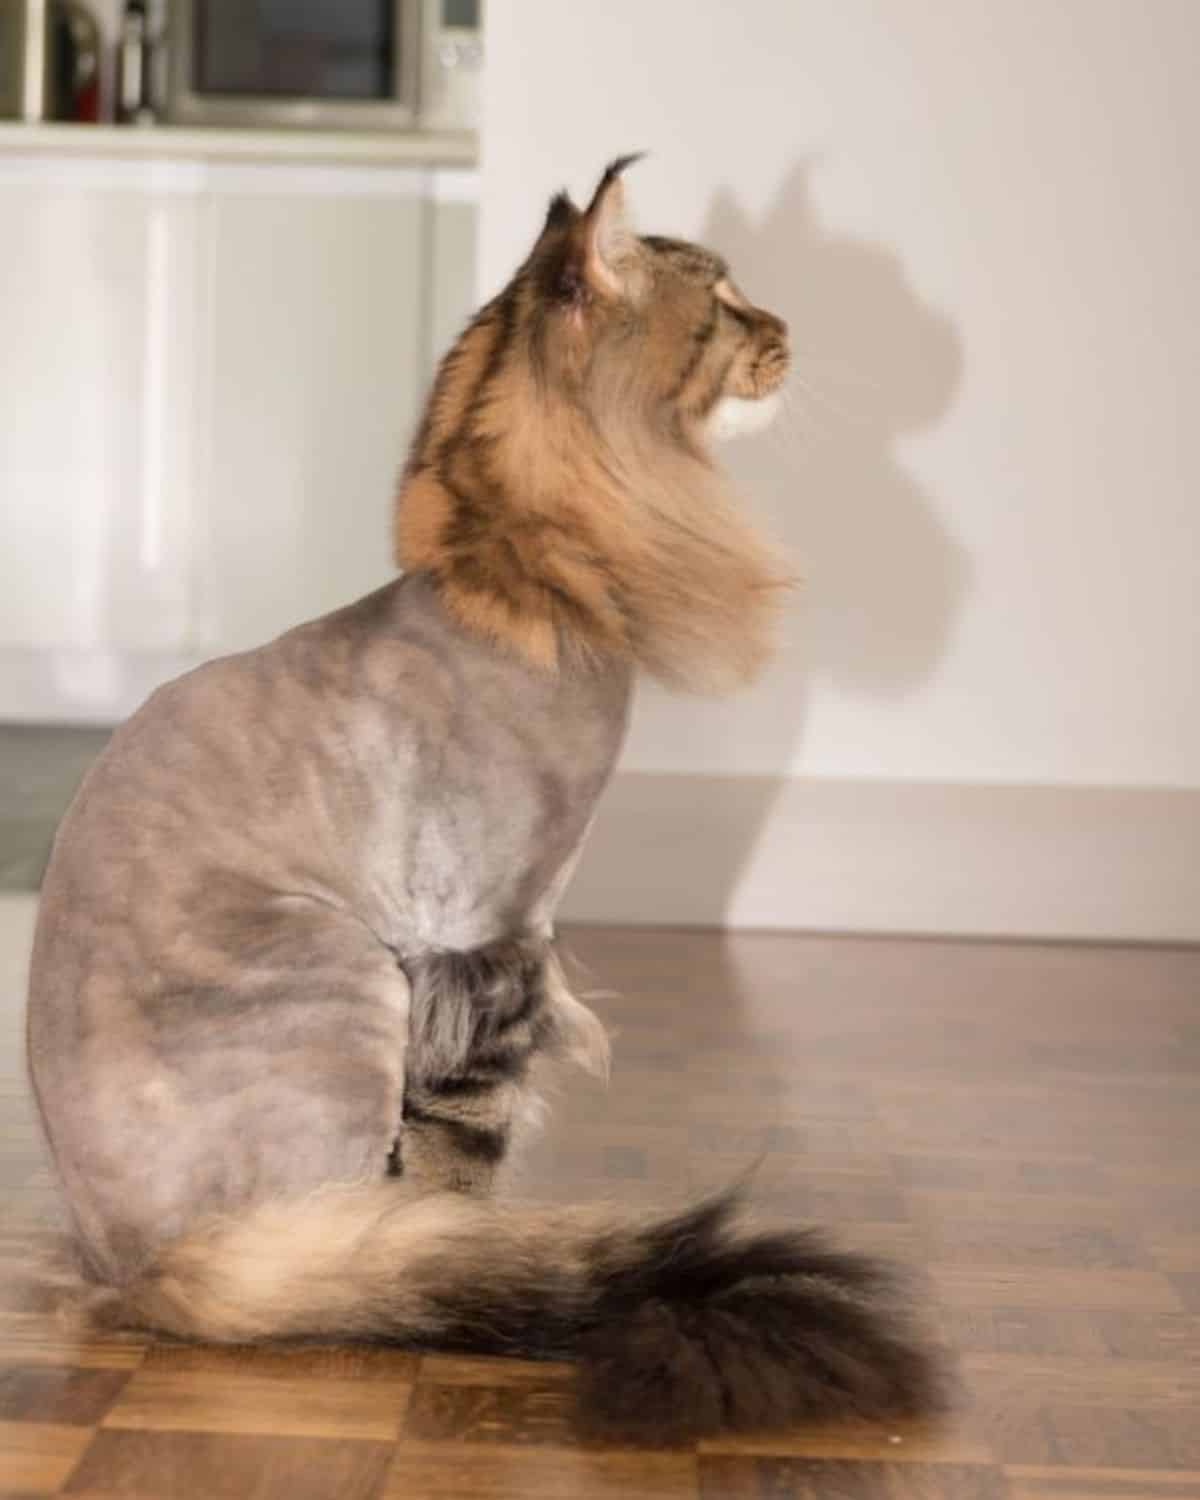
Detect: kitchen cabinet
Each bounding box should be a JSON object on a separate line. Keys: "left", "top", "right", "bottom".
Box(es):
{"left": 0, "top": 137, "right": 476, "bottom": 720}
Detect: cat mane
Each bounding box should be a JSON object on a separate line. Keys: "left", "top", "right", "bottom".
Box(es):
{"left": 395, "top": 160, "right": 793, "bottom": 694}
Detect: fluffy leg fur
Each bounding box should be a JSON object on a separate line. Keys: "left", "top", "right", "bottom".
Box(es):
{"left": 90, "top": 1183, "right": 944, "bottom": 1444}
{"left": 398, "top": 938, "right": 609, "bottom": 1193}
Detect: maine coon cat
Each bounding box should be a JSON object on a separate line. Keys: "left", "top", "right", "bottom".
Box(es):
{"left": 26, "top": 158, "right": 939, "bottom": 1442}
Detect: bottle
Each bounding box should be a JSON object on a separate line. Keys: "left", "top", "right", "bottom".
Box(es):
{"left": 116, "top": 0, "right": 154, "bottom": 124}
{"left": 50, "top": 2, "right": 102, "bottom": 123}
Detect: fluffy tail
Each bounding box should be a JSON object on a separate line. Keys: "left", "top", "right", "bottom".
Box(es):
{"left": 90, "top": 1183, "right": 944, "bottom": 1443}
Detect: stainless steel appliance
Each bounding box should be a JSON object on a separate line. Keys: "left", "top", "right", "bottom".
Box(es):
{"left": 166, "top": 0, "right": 480, "bottom": 132}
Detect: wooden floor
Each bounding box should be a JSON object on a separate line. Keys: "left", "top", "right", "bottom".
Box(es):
{"left": 2, "top": 896, "right": 1198, "bottom": 1498}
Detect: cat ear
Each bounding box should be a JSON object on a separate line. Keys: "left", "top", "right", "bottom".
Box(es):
{"left": 539, "top": 189, "right": 579, "bottom": 239}
{"left": 580, "top": 153, "right": 644, "bottom": 298}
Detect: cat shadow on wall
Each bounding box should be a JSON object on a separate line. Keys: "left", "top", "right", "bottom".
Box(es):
{"left": 564, "top": 159, "right": 969, "bottom": 927}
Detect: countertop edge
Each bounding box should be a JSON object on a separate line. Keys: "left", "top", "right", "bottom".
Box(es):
{"left": 0, "top": 121, "right": 478, "bottom": 168}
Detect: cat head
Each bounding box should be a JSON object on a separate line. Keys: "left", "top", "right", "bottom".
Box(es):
{"left": 397, "top": 157, "right": 793, "bottom": 689}
{"left": 522, "top": 155, "right": 790, "bottom": 447}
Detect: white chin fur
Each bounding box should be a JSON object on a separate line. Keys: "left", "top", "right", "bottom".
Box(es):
{"left": 707, "top": 391, "right": 783, "bottom": 443}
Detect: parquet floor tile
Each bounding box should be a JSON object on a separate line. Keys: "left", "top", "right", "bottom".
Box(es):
{"left": 1, "top": 899, "right": 1197, "bottom": 1497}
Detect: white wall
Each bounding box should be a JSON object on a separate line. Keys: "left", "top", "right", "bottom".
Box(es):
{"left": 480, "top": 0, "right": 1200, "bottom": 937}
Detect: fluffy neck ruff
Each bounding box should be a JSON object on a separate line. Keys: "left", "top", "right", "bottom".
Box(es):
{"left": 395, "top": 308, "right": 792, "bottom": 694}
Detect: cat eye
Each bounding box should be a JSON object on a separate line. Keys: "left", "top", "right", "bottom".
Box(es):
{"left": 714, "top": 278, "right": 749, "bottom": 309}
{"left": 715, "top": 292, "right": 755, "bottom": 330}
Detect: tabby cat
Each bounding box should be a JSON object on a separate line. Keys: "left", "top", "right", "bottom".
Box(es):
{"left": 26, "top": 158, "right": 939, "bottom": 1442}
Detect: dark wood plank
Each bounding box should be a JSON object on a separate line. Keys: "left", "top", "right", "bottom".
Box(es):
{"left": 1007, "top": 1466, "right": 1200, "bottom": 1498}
{"left": 0, "top": 1367, "right": 130, "bottom": 1426}
{"left": 0, "top": 1420, "right": 94, "bottom": 1495}
{"left": 101, "top": 1365, "right": 413, "bottom": 1442}
{"left": 697, "top": 1455, "right": 1008, "bottom": 1498}
{"left": 380, "top": 1442, "right": 697, "bottom": 1499}
{"left": 404, "top": 1378, "right": 576, "bottom": 1447}
{"left": 60, "top": 1429, "right": 394, "bottom": 1499}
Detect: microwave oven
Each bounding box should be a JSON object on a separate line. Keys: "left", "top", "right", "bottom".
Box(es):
{"left": 166, "top": 0, "right": 480, "bottom": 133}
{"left": 1, "top": 1, "right": 481, "bottom": 132}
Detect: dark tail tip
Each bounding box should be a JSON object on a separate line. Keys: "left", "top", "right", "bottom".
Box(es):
{"left": 577, "top": 1197, "right": 949, "bottom": 1444}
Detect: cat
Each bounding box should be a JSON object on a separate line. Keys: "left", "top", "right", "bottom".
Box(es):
{"left": 26, "top": 157, "right": 940, "bottom": 1442}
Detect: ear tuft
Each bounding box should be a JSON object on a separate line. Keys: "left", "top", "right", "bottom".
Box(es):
{"left": 595, "top": 152, "right": 647, "bottom": 192}
{"left": 543, "top": 190, "right": 578, "bottom": 233}
{"left": 581, "top": 152, "right": 646, "bottom": 298}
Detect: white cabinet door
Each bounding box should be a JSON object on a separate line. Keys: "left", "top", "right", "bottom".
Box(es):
{"left": 0, "top": 159, "right": 205, "bottom": 657}
{"left": 194, "top": 163, "right": 429, "bottom": 654}
{"left": 0, "top": 153, "right": 474, "bottom": 720}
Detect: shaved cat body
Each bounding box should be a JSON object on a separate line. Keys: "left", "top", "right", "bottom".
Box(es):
{"left": 29, "top": 573, "right": 628, "bottom": 1280}
{"left": 26, "top": 158, "right": 941, "bottom": 1443}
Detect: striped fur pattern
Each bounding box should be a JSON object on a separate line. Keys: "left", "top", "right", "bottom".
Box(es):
{"left": 397, "top": 938, "right": 609, "bottom": 1193}
{"left": 397, "top": 156, "right": 795, "bottom": 692}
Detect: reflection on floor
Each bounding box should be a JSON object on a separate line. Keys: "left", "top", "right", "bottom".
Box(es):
{"left": 2, "top": 898, "right": 1197, "bottom": 1497}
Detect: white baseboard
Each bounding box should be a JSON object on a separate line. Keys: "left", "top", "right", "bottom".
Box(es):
{"left": 560, "top": 773, "right": 1200, "bottom": 943}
